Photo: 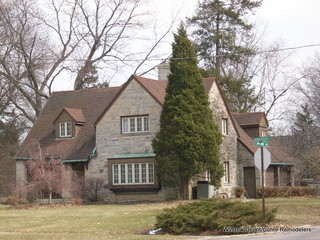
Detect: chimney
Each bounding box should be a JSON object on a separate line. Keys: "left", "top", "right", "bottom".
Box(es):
{"left": 157, "top": 62, "right": 170, "bottom": 82}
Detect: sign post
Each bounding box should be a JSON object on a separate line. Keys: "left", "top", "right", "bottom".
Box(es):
{"left": 260, "top": 147, "right": 266, "bottom": 225}
{"left": 254, "top": 136, "right": 271, "bottom": 226}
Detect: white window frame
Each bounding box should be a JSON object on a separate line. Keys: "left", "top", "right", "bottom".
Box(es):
{"left": 222, "top": 118, "right": 228, "bottom": 135}
{"left": 112, "top": 163, "right": 154, "bottom": 185}
{"left": 223, "top": 162, "right": 230, "bottom": 183}
{"left": 261, "top": 130, "right": 267, "bottom": 137}
{"left": 59, "top": 122, "right": 72, "bottom": 137}
{"left": 122, "top": 116, "right": 149, "bottom": 133}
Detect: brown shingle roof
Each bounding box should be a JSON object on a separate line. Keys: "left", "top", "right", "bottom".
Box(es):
{"left": 53, "top": 108, "right": 86, "bottom": 124}
{"left": 232, "top": 117, "right": 258, "bottom": 154}
{"left": 232, "top": 114, "right": 294, "bottom": 164}
{"left": 64, "top": 108, "right": 85, "bottom": 123}
{"left": 268, "top": 138, "right": 295, "bottom": 164}
{"left": 134, "top": 75, "right": 167, "bottom": 104}
{"left": 232, "top": 112, "right": 267, "bottom": 127}
{"left": 16, "top": 86, "right": 122, "bottom": 161}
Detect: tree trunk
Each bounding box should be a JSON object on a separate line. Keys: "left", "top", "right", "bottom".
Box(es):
{"left": 49, "top": 191, "right": 52, "bottom": 204}
{"left": 179, "top": 175, "right": 190, "bottom": 200}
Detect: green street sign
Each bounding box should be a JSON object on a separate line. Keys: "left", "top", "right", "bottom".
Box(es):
{"left": 254, "top": 136, "right": 270, "bottom": 147}
{"left": 254, "top": 141, "right": 269, "bottom": 147}
{"left": 254, "top": 136, "right": 270, "bottom": 142}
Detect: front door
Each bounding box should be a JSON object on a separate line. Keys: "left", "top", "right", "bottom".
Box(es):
{"left": 244, "top": 167, "right": 256, "bottom": 198}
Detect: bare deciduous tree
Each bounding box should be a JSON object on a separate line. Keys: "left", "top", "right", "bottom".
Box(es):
{"left": 22, "top": 140, "right": 79, "bottom": 203}
{"left": 251, "top": 42, "right": 302, "bottom": 124}
{"left": 0, "top": 0, "right": 176, "bottom": 128}
{"left": 0, "top": 0, "right": 78, "bottom": 124}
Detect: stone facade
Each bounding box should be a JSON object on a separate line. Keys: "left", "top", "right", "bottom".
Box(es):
{"left": 207, "top": 81, "right": 238, "bottom": 198}
{"left": 16, "top": 72, "right": 293, "bottom": 202}
{"left": 88, "top": 77, "right": 242, "bottom": 201}
{"left": 90, "top": 78, "right": 165, "bottom": 202}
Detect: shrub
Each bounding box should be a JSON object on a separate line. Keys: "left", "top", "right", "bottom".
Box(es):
{"left": 0, "top": 196, "right": 30, "bottom": 206}
{"left": 256, "top": 186, "right": 318, "bottom": 198}
{"left": 234, "top": 186, "right": 246, "bottom": 198}
{"left": 81, "top": 177, "right": 104, "bottom": 202}
{"left": 155, "top": 199, "right": 277, "bottom": 235}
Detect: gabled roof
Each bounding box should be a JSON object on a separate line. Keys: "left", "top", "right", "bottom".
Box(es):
{"left": 53, "top": 108, "right": 85, "bottom": 124}
{"left": 134, "top": 75, "right": 167, "bottom": 104}
{"left": 232, "top": 114, "right": 294, "bottom": 164}
{"left": 232, "top": 118, "right": 258, "bottom": 154}
{"left": 94, "top": 75, "right": 213, "bottom": 126}
{"left": 232, "top": 112, "right": 268, "bottom": 127}
{"left": 16, "top": 86, "right": 122, "bottom": 161}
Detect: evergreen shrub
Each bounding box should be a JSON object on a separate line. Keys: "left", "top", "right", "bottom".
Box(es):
{"left": 155, "top": 199, "right": 277, "bottom": 235}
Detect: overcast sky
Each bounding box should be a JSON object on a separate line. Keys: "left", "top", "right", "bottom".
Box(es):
{"left": 53, "top": 0, "right": 320, "bottom": 89}
{"left": 153, "top": 0, "right": 320, "bottom": 63}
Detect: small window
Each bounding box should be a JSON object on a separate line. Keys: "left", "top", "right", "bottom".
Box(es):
{"left": 112, "top": 163, "right": 154, "bottom": 185}
{"left": 222, "top": 118, "right": 228, "bottom": 135}
{"left": 261, "top": 130, "right": 267, "bottom": 137}
{"left": 224, "top": 162, "right": 230, "bottom": 183}
{"left": 122, "top": 116, "right": 150, "bottom": 133}
{"left": 59, "top": 122, "right": 72, "bottom": 137}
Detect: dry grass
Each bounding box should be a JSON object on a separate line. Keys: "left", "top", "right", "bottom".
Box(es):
{"left": 0, "top": 198, "right": 319, "bottom": 239}
{"left": 0, "top": 202, "right": 187, "bottom": 240}
{"left": 264, "top": 198, "right": 320, "bottom": 227}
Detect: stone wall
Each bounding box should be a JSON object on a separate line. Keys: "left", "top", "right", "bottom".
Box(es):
{"left": 91, "top": 79, "right": 164, "bottom": 202}
{"left": 237, "top": 142, "right": 261, "bottom": 188}
{"left": 207, "top": 81, "right": 238, "bottom": 198}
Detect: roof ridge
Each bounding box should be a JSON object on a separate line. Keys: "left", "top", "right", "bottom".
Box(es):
{"left": 52, "top": 86, "right": 122, "bottom": 94}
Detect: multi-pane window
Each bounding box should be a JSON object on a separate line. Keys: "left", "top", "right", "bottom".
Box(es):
{"left": 222, "top": 118, "right": 228, "bottom": 135}
{"left": 59, "top": 122, "right": 72, "bottom": 137}
{"left": 113, "top": 163, "right": 154, "bottom": 185}
{"left": 122, "top": 116, "right": 149, "bottom": 133}
{"left": 223, "top": 162, "right": 230, "bottom": 183}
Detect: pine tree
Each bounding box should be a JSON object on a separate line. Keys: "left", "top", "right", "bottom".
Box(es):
{"left": 152, "top": 24, "right": 223, "bottom": 200}
{"left": 291, "top": 104, "right": 316, "bottom": 154}
{"left": 188, "top": 0, "right": 262, "bottom": 112}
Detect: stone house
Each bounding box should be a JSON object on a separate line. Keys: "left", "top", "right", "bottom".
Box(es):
{"left": 15, "top": 70, "right": 294, "bottom": 202}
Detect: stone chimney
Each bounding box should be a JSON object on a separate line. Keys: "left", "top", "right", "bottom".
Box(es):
{"left": 157, "top": 62, "right": 170, "bottom": 82}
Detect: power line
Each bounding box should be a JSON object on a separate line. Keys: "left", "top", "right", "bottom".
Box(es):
{"left": 168, "top": 43, "right": 320, "bottom": 61}
{"left": 107, "top": 43, "right": 320, "bottom": 62}
{"left": 256, "top": 43, "right": 320, "bottom": 54}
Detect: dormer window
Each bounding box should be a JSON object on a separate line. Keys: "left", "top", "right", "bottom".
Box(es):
{"left": 54, "top": 108, "right": 85, "bottom": 139}
{"left": 59, "top": 122, "right": 72, "bottom": 137}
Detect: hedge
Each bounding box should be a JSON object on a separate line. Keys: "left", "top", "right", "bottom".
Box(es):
{"left": 256, "top": 186, "right": 319, "bottom": 198}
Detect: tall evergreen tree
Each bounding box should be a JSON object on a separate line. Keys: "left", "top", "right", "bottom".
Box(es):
{"left": 188, "top": 0, "right": 262, "bottom": 112}
{"left": 152, "top": 24, "right": 223, "bottom": 200}
{"left": 289, "top": 104, "right": 320, "bottom": 182}
{"left": 291, "top": 104, "right": 317, "bottom": 154}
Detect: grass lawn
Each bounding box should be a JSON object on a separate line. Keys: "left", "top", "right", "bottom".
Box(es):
{"left": 264, "top": 198, "right": 320, "bottom": 227}
{"left": 0, "top": 202, "right": 187, "bottom": 240}
{"left": 0, "top": 198, "right": 319, "bottom": 240}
